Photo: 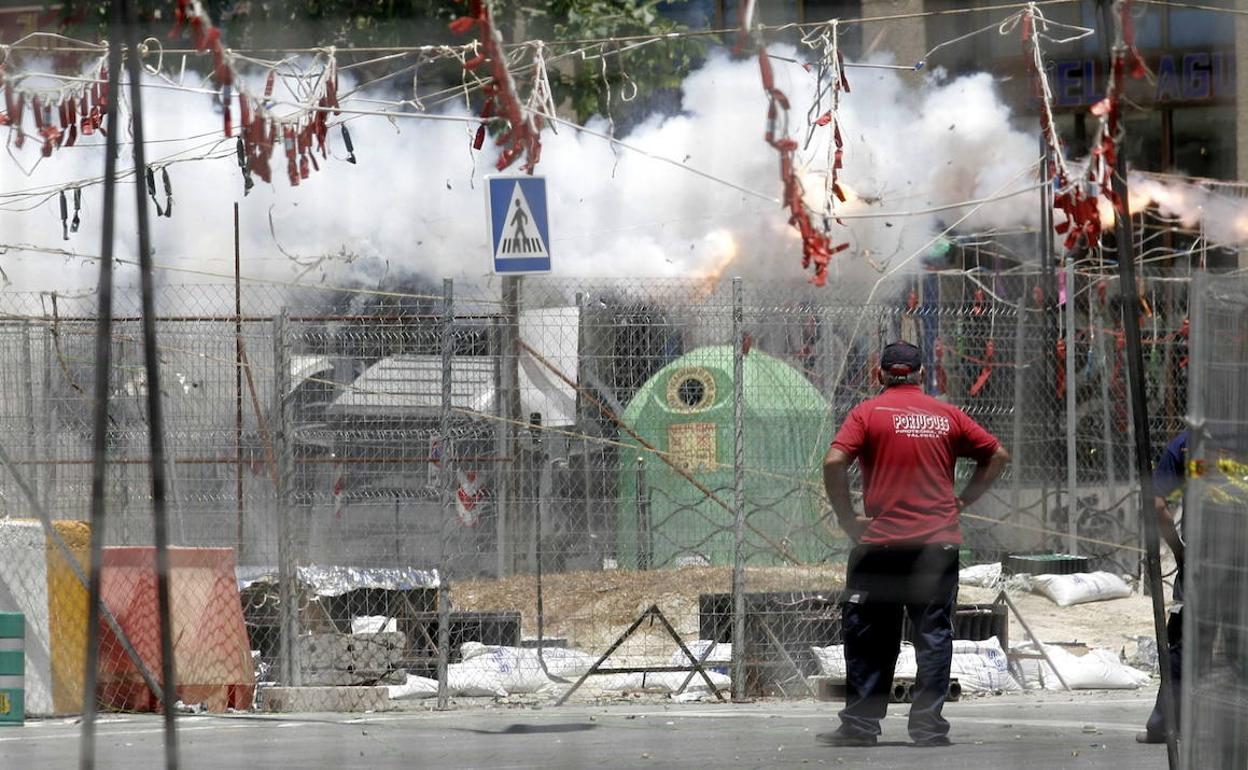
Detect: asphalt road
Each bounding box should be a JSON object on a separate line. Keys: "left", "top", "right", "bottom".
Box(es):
{"left": 0, "top": 690, "right": 1169, "bottom": 769}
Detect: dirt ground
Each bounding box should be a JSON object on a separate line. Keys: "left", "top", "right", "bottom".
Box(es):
{"left": 454, "top": 564, "right": 1164, "bottom": 660}
{"left": 455, "top": 565, "right": 845, "bottom": 655}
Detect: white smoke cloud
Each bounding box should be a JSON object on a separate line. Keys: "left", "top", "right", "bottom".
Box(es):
{"left": 0, "top": 46, "right": 1116, "bottom": 301}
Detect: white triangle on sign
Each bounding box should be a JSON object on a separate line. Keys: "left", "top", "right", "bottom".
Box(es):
{"left": 498, "top": 184, "right": 549, "bottom": 258}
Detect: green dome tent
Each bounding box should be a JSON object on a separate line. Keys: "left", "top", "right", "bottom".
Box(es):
{"left": 616, "top": 345, "right": 839, "bottom": 568}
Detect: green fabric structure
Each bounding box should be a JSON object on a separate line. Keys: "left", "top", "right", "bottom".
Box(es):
{"left": 616, "top": 345, "right": 838, "bottom": 568}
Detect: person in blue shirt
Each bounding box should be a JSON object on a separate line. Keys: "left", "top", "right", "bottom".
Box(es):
{"left": 1138, "top": 430, "right": 1187, "bottom": 744}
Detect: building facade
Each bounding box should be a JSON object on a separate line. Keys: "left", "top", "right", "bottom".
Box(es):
{"left": 669, "top": 0, "right": 1245, "bottom": 182}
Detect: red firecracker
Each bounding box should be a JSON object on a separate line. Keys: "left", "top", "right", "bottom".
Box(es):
{"left": 450, "top": 0, "right": 543, "bottom": 173}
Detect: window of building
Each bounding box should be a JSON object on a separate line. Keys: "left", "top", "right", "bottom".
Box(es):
{"left": 1171, "top": 105, "right": 1237, "bottom": 179}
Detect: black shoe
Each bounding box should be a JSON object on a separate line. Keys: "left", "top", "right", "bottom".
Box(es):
{"left": 912, "top": 735, "right": 953, "bottom": 747}
{"left": 816, "top": 730, "right": 878, "bottom": 747}
{"left": 1135, "top": 731, "right": 1166, "bottom": 744}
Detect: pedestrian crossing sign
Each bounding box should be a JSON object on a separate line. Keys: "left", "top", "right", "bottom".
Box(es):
{"left": 486, "top": 175, "right": 551, "bottom": 274}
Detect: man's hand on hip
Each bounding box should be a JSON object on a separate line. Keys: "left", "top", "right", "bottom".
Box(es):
{"left": 842, "top": 515, "right": 871, "bottom": 543}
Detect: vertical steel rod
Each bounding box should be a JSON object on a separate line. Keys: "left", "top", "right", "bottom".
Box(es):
{"left": 1096, "top": 298, "right": 1118, "bottom": 527}
{"left": 436, "top": 278, "right": 454, "bottom": 710}
{"left": 273, "top": 310, "right": 300, "bottom": 686}
{"left": 1065, "top": 262, "right": 1079, "bottom": 554}
{"left": 122, "top": 0, "right": 179, "bottom": 759}
{"left": 80, "top": 11, "right": 125, "bottom": 767}
{"left": 493, "top": 315, "right": 508, "bottom": 578}
{"left": 730, "top": 277, "right": 748, "bottom": 701}
{"left": 501, "top": 276, "right": 521, "bottom": 574}
{"left": 42, "top": 332, "right": 57, "bottom": 512}
{"left": 234, "top": 203, "right": 244, "bottom": 561}
{"left": 20, "top": 323, "right": 38, "bottom": 502}
{"left": 1096, "top": 2, "right": 1176, "bottom": 766}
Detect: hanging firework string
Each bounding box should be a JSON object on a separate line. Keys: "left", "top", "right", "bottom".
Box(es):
{"left": 1011, "top": 2, "right": 1142, "bottom": 257}
{"left": 750, "top": 13, "right": 847, "bottom": 286}
{"left": 451, "top": 0, "right": 546, "bottom": 173}
{"left": 170, "top": 1, "right": 346, "bottom": 187}
{"left": 0, "top": 34, "right": 110, "bottom": 158}
{"left": 1015, "top": 4, "right": 1100, "bottom": 251}
{"left": 800, "top": 20, "right": 850, "bottom": 230}
{"left": 1084, "top": 0, "right": 1147, "bottom": 235}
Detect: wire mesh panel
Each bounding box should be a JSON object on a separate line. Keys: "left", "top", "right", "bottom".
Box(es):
{"left": 0, "top": 272, "right": 1198, "bottom": 711}
{"left": 1183, "top": 271, "right": 1248, "bottom": 769}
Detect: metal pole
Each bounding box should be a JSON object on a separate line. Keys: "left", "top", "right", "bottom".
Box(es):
{"left": 574, "top": 292, "right": 595, "bottom": 560}
{"left": 531, "top": 413, "right": 551, "bottom": 678}
{"left": 20, "top": 323, "right": 38, "bottom": 503}
{"left": 1041, "top": 146, "right": 1059, "bottom": 535}
{"left": 730, "top": 277, "right": 748, "bottom": 702}
{"left": 436, "top": 279, "right": 454, "bottom": 710}
{"left": 124, "top": 0, "right": 179, "bottom": 757}
{"left": 42, "top": 332, "right": 57, "bottom": 513}
{"left": 1010, "top": 272, "right": 1026, "bottom": 522}
{"left": 501, "top": 276, "right": 521, "bottom": 573}
{"left": 80, "top": 14, "right": 124, "bottom": 766}
{"left": 435, "top": 579, "right": 452, "bottom": 710}
{"left": 273, "top": 310, "right": 301, "bottom": 687}
{"left": 1096, "top": 298, "right": 1118, "bottom": 522}
{"left": 235, "top": 203, "right": 245, "bottom": 562}
{"left": 634, "top": 457, "right": 647, "bottom": 570}
{"left": 1180, "top": 269, "right": 1207, "bottom": 770}
{"left": 1096, "top": 2, "right": 1176, "bottom": 765}
{"left": 1065, "top": 262, "right": 1079, "bottom": 554}
{"left": 492, "top": 316, "right": 507, "bottom": 578}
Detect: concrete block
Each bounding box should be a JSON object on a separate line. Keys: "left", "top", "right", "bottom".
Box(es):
{"left": 260, "top": 686, "right": 393, "bottom": 713}
{"left": 298, "top": 633, "right": 404, "bottom": 670}
{"left": 299, "top": 669, "right": 405, "bottom": 687}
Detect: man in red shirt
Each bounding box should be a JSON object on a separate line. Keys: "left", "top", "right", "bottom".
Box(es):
{"left": 819, "top": 341, "right": 1009, "bottom": 748}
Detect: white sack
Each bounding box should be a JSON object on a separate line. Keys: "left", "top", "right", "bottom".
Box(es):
{"left": 593, "top": 669, "right": 731, "bottom": 693}
{"left": 811, "top": 643, "right": 916, "bottom": 682}
{"left": 895, "top": 643, "right": 917, "bottom": 679}
{"left": 949, "top": 637, "right": 1021, "bottom": 693}
{"left": 455, "top": 643, "right": 599, "bottom": 694}
{"left": 446, "top": 664, "right": 510, "bottom": 697}
{"left": 811, "top": 644, "right": 847, "bottom": 680}
{"left": 387, "top": 674, "right": 438, "bottom": 700}
{"left": 959, "top": 562, "right": 1003, "bottom": 588}
{"left": 669, "top": 640, "right": 731, "bottom": 668}
{"left": 1012, "top": 642, "right": 1152, "bottom": 690}
{"left": 1030, "top": 571, "right": 1133, "bottom": 607}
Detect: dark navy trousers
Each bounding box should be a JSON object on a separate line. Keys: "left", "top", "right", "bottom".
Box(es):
{"left": 1145, "top": 609, "right": 1183, "bottom": 739}
{"left": 838, "top": 543, "right": 960, "bottom": 742}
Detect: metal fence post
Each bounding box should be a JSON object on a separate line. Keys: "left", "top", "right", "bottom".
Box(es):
{"left": 1095, "top": 296, "right": 1118, "bottom": 522}
{"left": 20, "top": 323, "right": 37, "bottom": 503}
{"left": 1010, "top": 273, "right": 1027, "bottom": 521}
{"left": 634, "top": 457, "right": 648, "bottom": 570}
{"left": 1065, "top": 262, "right": 1079, "bottom": 554}
{"left": 501, "top": 276, "right": 522, "bottom": 575}
{"left": 730, "top": 277, "right": 748, "bottom": 701}
{"left": 272, "top": 309, "right": 301, "bottom": 686}
{"left": 436, "top": 278, "right": 454, "bottom": 711}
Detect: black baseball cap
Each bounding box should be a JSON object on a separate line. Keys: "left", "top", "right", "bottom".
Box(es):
{"left": 880, "top": 341, "right": 922, "bottom": 375}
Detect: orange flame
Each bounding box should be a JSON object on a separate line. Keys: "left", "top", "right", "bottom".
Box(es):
{"left": 700, "top": 230, "right": 740, "bottom": 290}
{"left": 1098, "top": 188, "right": 1153, "bottom": 227}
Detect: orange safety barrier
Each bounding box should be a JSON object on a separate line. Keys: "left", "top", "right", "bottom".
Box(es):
{"left": 97, "top": 547, "right": 255, "bottom": 713}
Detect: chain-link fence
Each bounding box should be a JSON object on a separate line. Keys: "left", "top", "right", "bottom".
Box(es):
{"left": 0, "top": 267, "right": 1197, "bottom": 710}
{"left": 1183, "top": 272, "right": 1248, "bottom": 769}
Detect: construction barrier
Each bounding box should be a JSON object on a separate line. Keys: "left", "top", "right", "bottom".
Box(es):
{"left": 98, "top": 547, "right": 255, "bottom": 713}
{"left": 0, "top": 612, "right": 23, "bottom": 725}
{"left": 0, "top": 520, "right": 89, "bottom": 716}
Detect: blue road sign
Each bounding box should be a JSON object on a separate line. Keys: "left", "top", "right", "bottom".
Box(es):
{"left": 486, "top": 175, "right": 551, "bottom": 274}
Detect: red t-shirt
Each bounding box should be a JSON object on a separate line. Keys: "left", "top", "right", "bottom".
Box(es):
{"left": 830, "top": 385, "right": 1000, "bottom": 545}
